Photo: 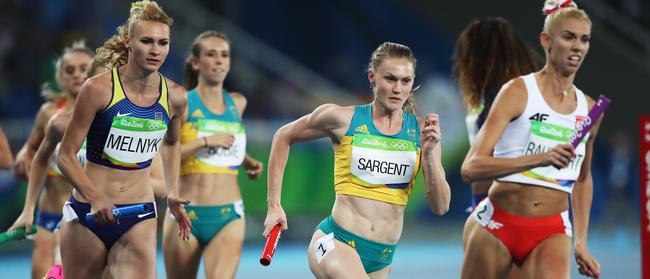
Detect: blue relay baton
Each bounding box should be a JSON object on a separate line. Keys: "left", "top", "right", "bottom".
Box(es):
{"left": 85, "top": 203, "right": 152, "bottom": 224}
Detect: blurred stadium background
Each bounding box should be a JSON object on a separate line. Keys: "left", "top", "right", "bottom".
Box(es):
{"left": 0, "top": 0, "right": 647, "bottom": 278}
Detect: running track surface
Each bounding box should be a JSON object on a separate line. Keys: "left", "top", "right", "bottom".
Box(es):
{"left": 0, "top": 226, "right": 638, "bottom": 278}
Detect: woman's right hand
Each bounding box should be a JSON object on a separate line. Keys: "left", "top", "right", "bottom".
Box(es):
{"left": 204, "top": 133, "right": 235, "bottom": 149}
{"left": 8, "top": 209, "right": 35, "bottom": 237}
{"left": 262, "top": 205, "right": 288, "bottom": 238}
{"left": 89, "top": 196, "right": 116, "bottom": 224}
{"left": 540, "top": 143, "right": 576, "bottom": 169}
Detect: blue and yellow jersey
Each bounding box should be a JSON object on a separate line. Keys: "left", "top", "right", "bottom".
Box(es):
{"left": 85, "top": 68, "right": 170, "bottom": 170}
{"left": 180, "top": 89, "right": 246, "bottom": 175}
{"left": 334, "top": 104, "right": 421, "bottom": 205}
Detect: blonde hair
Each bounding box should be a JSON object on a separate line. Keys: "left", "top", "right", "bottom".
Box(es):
{"left": 42, "top": 40, "right": 94, "bottom": 101}
{"left": 368, "top": 42, "right": 418, "bottom": 114}
{"left": 183, "top": 31, "right": 230, "bottom": 89}
{"left": 542, "top": 0, "right": 591, "bottom": 35}
{"left": 96, "top": 0, "right": 173, "bottom": 69}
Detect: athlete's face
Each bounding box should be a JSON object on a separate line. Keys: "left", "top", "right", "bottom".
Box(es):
{"left": 369, "top": 58, "right": 415, "bottom": 112}
{"left": 541, "top": 17, "right": 591, "bottom": 76}
{"left": 59, "top": 51, "right": 92, "bottom": 98}
{"left": 192, "top": 36, "right": 230, "bottom": 85}
{"left": 128, "top": 21, "right": 170, "bottom": 72}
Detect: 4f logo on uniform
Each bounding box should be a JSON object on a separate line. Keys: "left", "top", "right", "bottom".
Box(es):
{"left": 529, "top": 113, "right": 549, "bottom": 122}
{"left": 487, "top": 220, "right": 503, "bottom": 230}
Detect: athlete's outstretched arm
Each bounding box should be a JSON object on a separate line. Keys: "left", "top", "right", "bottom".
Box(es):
{"left": 262, "top": 104, "right": 350, "bottom": 237}
{"left": 9, "top": 116, "right": 63, "bottom": 233}
{"left": 572, "top": 97, "right": 602, "bottom": 278}
{"left": 162, "top": 81, "right": 192, "bottom": 240}
{"left": 461, "top": 78, "right": 575, "bottom": 182}
{"left": 419, "top": 114, "right": 450, "bottom": 215}
{"left": 58, "top": 75, "right": 116, "bottom": 224}
{"left": 0, "top": 127, "right": 12, "bottom": 170}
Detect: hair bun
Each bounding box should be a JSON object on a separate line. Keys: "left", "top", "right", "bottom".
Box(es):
{"left": 543, "top": 0, "right": 577, "bottom": 15}
{"left": 130, "top": 1, "right": 144, "bottom": 14}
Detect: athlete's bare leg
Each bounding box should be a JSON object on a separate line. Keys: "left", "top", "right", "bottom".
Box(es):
{"left": 163, "top": 211, "right": 201, "bottom": 279}
{"left": 307, "top": 230, "right": 370, "bottom": 279}
{"left": 461, "top": 218, "right": 512, "bottom": 279}
{"left": 521, "top": 234, "right": 571, "bottom": 279}
{"left": 105, "top": 219, "right": 157, "bottom": 279}
{"left": 202, "top": 218, "right": 245, "bottom": 279}
{"left": 59, "top": 222, "right": 107, "bottom": 279}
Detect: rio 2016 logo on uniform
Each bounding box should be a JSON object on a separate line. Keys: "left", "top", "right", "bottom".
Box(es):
{"left": 391, "top": 141, "right": 408, "bottom": 150}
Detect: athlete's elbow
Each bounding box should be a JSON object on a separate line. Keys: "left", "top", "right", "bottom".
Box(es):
{"left": 428, "top": 201, "right": 449, "bottom": 216}
{"left": 460, "top": 162, "right": 478, "bottom": 183}
{"left": 56, "top": 152, "right": 73, "bottom": 173}
{"left": 425, "top": 191, "right": 450, "bottom": 216}
{"left": 273, "top": 125, "right": 292, "bottom": 145}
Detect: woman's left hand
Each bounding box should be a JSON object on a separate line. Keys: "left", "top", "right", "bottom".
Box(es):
{"left": 421, "top": 113, "right": 441, "bottom": 154}
{"left": 167, "top": 195, "right": 192, "bottom": 241}
{"left": 575, "top": 244, "right": 601, "bottom": 278}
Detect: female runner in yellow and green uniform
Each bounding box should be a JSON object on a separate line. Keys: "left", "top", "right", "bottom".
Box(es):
{"left": 163, "top": 31, "right": 263, "bottom": 279}
{"left": 263, "top": 42, "right": 451, "bottom": 279}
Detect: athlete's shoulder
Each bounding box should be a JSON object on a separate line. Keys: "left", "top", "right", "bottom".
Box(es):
{"left": 312, "top": 104, "right": 354, "bottom": 126}
{"left": 497, "top": 77, "right": 528, "bottom": 106}
{"left": 45, "top": 111, "right": 70, "bottom": 142}
{"left": 79, "top": 72, "right": 113, "bottom": 109}
{"left": 36, "top": 99, "right": 62, "bottom": 125}
{"left": 161, "top": 76, "right": 188, "bottom": 115}
{"left": 500, "top": 76, "right": 527, "bottom": 97}
{"left": 83, "top": 71, "right": 112, "bottom": 94}
{"left": 315, "top": 103, "right": 354, "bottom": 117}
{"left": 38, "top": 101, "right": 58, "bottom": 116}
{"left": 228, "top": 91, "right": 245, "bottom": 100}
{"left": 490, "top": 76, "right": 528, "bottom": 119}
{"left": 162, "top": 76, "right": 187, "bottom": 95}
{"left": 229, "top": 92, "right": 247, "bottom": 108}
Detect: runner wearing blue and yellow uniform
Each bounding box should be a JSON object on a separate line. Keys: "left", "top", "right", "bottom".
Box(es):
{"left": 163, "top": 31, "right": 263, "bottom": 279}
{"left": 263, "top": 42, "right": 451, "bottom": 279}
{"left": 11, "top": 55, "right": 168, "bottom": 279}
{"left": 55, "top": 2, "right": 191, "bottom": 277}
